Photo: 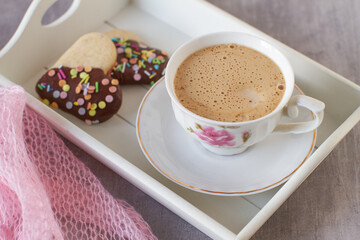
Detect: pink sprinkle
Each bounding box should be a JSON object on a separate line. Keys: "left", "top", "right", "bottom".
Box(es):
{"left": 133, "top": 73, "right": 141, "bottom": 81}
{"left": 117, "top": 48, "right": 124, "bottom": 54}
{"left": 60, "top": 91, "right": 67, "bottom": 99}
{"left": 59, "top": 68, "right": 66, "bottom": 79}
{"left": 48, "top": 69, "right": 55, "bottom": 77}
{"left": 131, "top": 44, "right": 139, "bottom": 50}
{"left": 105, "top": 95, "right": 113, "bottom": 103}
{"left": 101, "top": 78, "right": 109, "bottom": 86}
{"left": 77, "top": 98, "right": 84, "bottom": 106}
{"left": 57, "top": 73, "right": 62, "bottom": 80}
{"left": 109, "top": 86, "right": 117, "bottom": 93}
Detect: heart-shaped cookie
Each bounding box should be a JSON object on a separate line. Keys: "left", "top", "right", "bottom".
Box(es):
{"left": 35, "top": 32, "right": 122, "bottom": 125}
{"left": 109, "top": 39, "right": 169, "bottom": 85}
{"left": 36, "top": 66, "right": 121, "bottom": 125}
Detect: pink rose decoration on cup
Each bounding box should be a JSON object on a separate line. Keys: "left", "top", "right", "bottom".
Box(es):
{"left": 187, "top": 123, "right": 252, "bottom": 147}
{"left": 188, "top": 124, "right": 236, "bottom": 147}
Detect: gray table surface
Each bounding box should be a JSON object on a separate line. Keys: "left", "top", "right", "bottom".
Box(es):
{"left": 1, "top": 0, "right": 359, "bottom": 239}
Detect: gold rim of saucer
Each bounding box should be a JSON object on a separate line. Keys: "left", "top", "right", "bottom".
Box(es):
{"left": 137, "top": 77, "right": 316, "bottom": 195}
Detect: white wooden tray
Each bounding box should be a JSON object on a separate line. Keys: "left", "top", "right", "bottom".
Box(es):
{"left": 1, "top": 0, "right": 359, "bottom": 239}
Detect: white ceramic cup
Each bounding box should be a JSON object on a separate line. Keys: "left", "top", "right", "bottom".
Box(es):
{"left": 165, "top": 32, "right": 325, "bottom": 155}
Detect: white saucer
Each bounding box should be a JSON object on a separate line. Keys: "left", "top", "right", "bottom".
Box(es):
{"left": 136, "top": 78, "right": 316, "bottom": 196}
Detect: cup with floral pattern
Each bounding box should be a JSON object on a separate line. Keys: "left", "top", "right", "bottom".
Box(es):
{"left": 165, "top": 32, "right": 325, "bottom": 155}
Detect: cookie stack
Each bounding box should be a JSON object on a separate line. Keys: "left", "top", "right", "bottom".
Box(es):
{"left": 35, "top": 30, "right": 169, "bottom": 125}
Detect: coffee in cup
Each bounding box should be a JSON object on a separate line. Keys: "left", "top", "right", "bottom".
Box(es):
{"left": 174, "top": 43, "right": 286, "bottom": 122}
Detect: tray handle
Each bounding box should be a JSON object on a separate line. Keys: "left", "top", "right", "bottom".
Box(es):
{"left": 0, "top": 0, "right": 128, "bottom": 82}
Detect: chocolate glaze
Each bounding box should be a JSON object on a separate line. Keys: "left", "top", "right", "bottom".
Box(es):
{"left": 110, "top": 39, "right": 169, "bottom": 84}
{"left": 36, "top": 66, "right": 122, "bottom": 124}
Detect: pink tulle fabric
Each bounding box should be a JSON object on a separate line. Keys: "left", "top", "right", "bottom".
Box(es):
{"left": 0, "top": 85, "right": 157, "bottom": 240}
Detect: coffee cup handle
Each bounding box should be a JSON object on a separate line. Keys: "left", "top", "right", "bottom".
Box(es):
{"left": 273, "top": 95, "right": 325, "bottom": 134}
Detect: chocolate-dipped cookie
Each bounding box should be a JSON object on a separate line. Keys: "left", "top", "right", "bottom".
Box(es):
{"left": 35, "top": 32, "right": 122, "bottom": 125}
{"left": 36, "top": 66, "right": 121, "bottom": 125}
{"left": 109, "top": 38, "right": 169, "bottom": 85}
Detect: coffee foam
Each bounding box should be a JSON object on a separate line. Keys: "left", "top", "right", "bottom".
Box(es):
{"left": 174, "top": 43, "right": 286, "bottom": 122}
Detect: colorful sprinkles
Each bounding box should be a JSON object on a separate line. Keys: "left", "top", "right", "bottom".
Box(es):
{"left": 110, "top": 38, "right": 168, "bottom": 84}
{"left": 37, "top": 66, "right": 120, "bottom": 125}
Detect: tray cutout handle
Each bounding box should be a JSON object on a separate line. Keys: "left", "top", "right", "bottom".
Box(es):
{"left": 41, "top": 0, "right": 81, "bottom": 28}
{"left": 0, "top": 0, "right": 128, "bottom": 82}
